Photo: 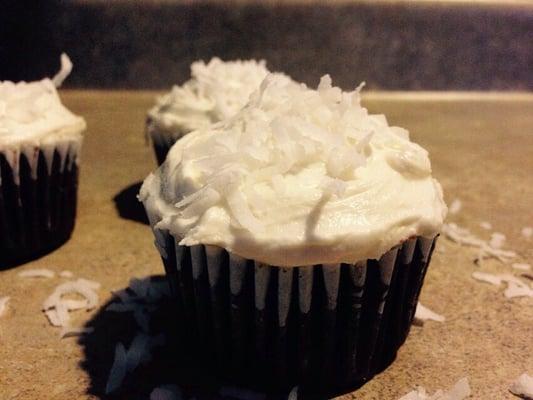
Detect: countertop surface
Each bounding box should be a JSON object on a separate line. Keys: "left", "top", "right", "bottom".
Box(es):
{"left": 0, "top": 91, "right": 532, "bottom": 400}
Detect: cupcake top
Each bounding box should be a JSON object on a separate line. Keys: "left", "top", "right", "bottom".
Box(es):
{"left": 146, "top": 57, "right": 291, "bottom": 139}
{"left": 0, "top": 53, "right": 86, "bottom": 151}
{"left": 141, "top": 75, "right": 447, "bottom": 266}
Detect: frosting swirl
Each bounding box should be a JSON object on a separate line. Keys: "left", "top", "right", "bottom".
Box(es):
{"left": 141, "top": 75, "right": 447, "bottom": 266}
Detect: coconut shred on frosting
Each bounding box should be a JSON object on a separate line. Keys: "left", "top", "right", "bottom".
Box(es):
{"left": 140, "top": 75, "right": 447, "bottom": 266}
{"left": 146, "top": 58, "right": 291, "bottom": 143}
{"left": 0, "top": 54, "right": 85, "bottom": 180}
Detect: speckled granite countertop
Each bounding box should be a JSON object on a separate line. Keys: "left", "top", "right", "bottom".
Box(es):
{"left": 0, "top": 91, "right": 531, "bottom": 399}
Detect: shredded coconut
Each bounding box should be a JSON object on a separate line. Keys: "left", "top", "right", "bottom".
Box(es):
{"left": 105, "top": 342, "right": 128, "bottom": 394}
{"left": 521, "top": 227, "right": 532, "bottom": 239}
{"left": 489, "top": 232, "right": 506, "bottom": 249}
{"left": 0, "top": 296, "right": 10, "bottom": 317}
{"left": 480, "top": 221, "right": 492, "bottom": 230}
{"left": 18, "top": 268, "right": 55, "bottom": 278}
{"left": 398, "top": 377, "right": 471, "bottom": 400}
{"left": 442, "top": 223, "right": 516, "bottom": 264}
{"left": 449, "top": 199, "right": 462, "bottom": 215}
{"left": 414, "top": 303, "right": 445, "bottom": 324}
{"left": 512, "top": 263, "right": 531, "bottom": 271}
{"left": 288, "top": 386, "right": 299, "bottom": 400}
{"left": 150, "top": 385, "right": 182, "bottom": 400}
{"left": 125, "top": 333, "right": 150, "bottom": 372}
{"left": 59, "top": 270, "right": 74, "bottom": 278}
{"left": 471, "top": 271, "right": 503, "bottom": 286}
{"left": 42, "top": 278, "right": 101, "bottom": 328}
{"left": 504, "top": 281, "right": 533, "bottom": 299}
{"left": 509, "top": 373, "right": 533, "bottom": 399}
{"left": 472, "top": 272, "right": 533, "bottom": 298}
{"left": 60, "top": 326, "right": 94, "bottom": 339}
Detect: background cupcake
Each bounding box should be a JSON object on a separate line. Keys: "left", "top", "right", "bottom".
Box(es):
{"left": 146, "top": 57, "right": 291, "bottom": 164}
{"left": 140, "top": 75, "right": 447, "bottom": 394}
{"left": 0, "top": 54, "right": 86, "bottom": 268}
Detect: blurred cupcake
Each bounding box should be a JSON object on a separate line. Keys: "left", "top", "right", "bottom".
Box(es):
{"left": 0, "top": 54, "right": 85, "bottom": 267}
{"left": 146, "top": 57, "right": 291, "bottom": 164}
{"left": 140, "top": 75, "right": 447, "bottom": 394}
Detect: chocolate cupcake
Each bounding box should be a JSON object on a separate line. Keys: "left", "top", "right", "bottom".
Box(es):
{"left": 140, "top": 75, "right": 447, "bottom": 395}
{"left": 0, "top": 54, "right": 86, "bottom": 267}
{"left": 146, "top": 57, "right": 291, "bottom": 164}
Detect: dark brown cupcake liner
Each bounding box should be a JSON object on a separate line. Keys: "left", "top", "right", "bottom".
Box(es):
{"left": 149, "top": 226, "right": 437, "bottom": 396}
{"left": 0, "top": 146, "right": 79, "bottom": 268}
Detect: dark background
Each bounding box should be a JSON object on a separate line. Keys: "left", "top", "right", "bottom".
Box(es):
{"left": 1, "top": 0, "right": 532, "bottom": 91}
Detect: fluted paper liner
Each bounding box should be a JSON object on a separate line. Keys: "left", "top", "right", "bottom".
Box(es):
{"left": 0, "top": 145, "right": 79, "bottom": 267}
{"left": 150, "top": 221, "right": 437, "bottom": 395}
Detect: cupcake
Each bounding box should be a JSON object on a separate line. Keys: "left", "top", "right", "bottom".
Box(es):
{"left": 0, "top": 54, "right": 85, "bottom": 267}
{"left": 146, "top": 57, "right": 291, "bottom": 164}
{"left": 140, "top": 75, "right": 447, "bottom": 394}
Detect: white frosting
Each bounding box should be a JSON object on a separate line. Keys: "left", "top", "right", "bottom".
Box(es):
{"left": 0, "top": 54, "right": 85, "bottom": 183}
{"left": 140, "top": 75, "right": 447, "bottom": 267}
{"left": 146, "top": 58, "right": 291, "bottom": 144}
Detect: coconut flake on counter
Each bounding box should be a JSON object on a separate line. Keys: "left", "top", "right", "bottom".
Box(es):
{"left": 105, "top": 333, "right": 167, "bottom": 394}
{"left": 480, "top": 221, "right": 492, "bottom": 230}
{"left": 414, "top": 303, "right": 445, "bottom": 325}
{"left": 0, "top": 296, "right": 10, "bottom": 317}
{"left": 442, "top": 223, "right": 516, "bottom": 264}
{"left": 42, "top": 278, "right": 101, "bottom": 328}
{"left": 471, "top": 271, "right": 504, "bottom": 286}
{"left": 18, "top": 268, "right": 55, "bottom": 278}
{"left": 59, "top": 270, "right": 74, "bottom": 278}
{"left": 288, "top": 386, "right": 299, "bottom": 400}
{"left": 489, "top": 232, "right": 506, "bottom": 249}
{"left": 105, "top": 342, "right": 128, "bottom": 394}
{"left": 150, "top": 385, "right": 183, "bottom": 400}
{"left": 471, "top": 272, "right": 533, "bottom": 299}
{"left": 522, "top": 227, "right": 532, "bottom": 239}
{"left": 60, "top": 326, "right": 94, "bottom": 339}
{"left": 448, "top": 199, "right": 462, "bottom": 215}
{"left": 509, "top": 373, "right": 533, "bottom": 399}
{"left": 504, "top": 281, "right": 533, "bottom": 299}
{"left": 512, "top": 263, "right": 531, "bottom": 271}
{"left": 398, "top": 377, "right": 471, "bottom": 400}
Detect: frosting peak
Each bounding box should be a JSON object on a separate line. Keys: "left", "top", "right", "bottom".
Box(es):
{"left": 141, "top": 75, "right": 447, "bottom": 266}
